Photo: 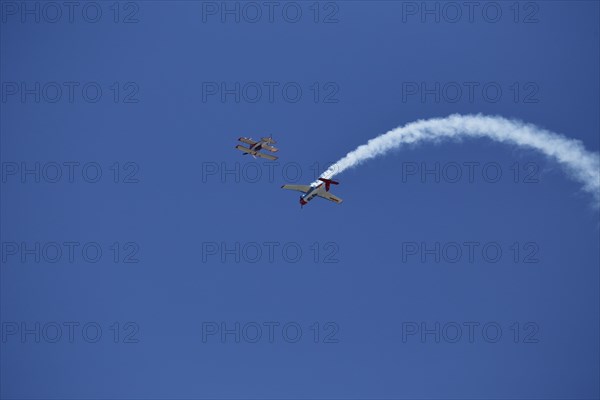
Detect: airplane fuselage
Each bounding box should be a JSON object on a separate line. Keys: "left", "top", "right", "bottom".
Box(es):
{"left": 241, "top": 142, "right": 264, "bottom": 156}
{"left": 299, "top": 183, "right": 325, "bottom": 206}
{"left": 250, "top": 143, "right": 263, "bottom": 151}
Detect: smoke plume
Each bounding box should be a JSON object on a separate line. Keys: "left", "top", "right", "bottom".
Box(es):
{"left": 319, "top": 114, "right": 599, "bottom": 206}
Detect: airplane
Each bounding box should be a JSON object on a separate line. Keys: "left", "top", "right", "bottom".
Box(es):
{"left": 235, "top": 136, "right": 279, "bottom": 161}
{"left": 281, "top": 178, "right": 343, "bottom": 207}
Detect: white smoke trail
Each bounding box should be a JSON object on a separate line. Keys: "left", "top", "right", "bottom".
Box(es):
{"left": 319, "top": 114, "right": 600, "bottom": 206}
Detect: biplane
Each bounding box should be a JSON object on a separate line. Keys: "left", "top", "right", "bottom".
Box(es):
{"left": 235, "top": 136, "right": 279, "bottom": 160}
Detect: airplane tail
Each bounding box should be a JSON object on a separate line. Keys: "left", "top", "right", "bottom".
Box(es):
{"left": 262, "top": 135, "right": 276, "bottom": 144}
{"left": 318, "top": 178, "right": 339, "bottom": 191}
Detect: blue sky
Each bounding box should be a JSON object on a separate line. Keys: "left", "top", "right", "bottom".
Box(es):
{"left": 1, "top": 1, "right": 599, "bottom": 398}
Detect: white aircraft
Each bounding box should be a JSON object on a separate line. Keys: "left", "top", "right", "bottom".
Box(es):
{"left": 282, "top": 178, "right": 343, "bottom": 207}
{"left": 235, "top": 136, "right": 279, "bottom": 160}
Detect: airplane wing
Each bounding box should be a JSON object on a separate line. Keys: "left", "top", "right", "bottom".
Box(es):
{"left": 261, "top": 144, "right": 279, "bottom": 153}
{"left": 235, "top": 145, "right": 253, "bottom": 153}
{"left": 255, "top": 152, "right": 278, "bottom": 161}
{"left": 318, "top": 192, "right": 343, "bottom": 204}
{"left": 238, "top": 137, "right": 257, "bottom": 146}
{"left": 281, "top": 184, "right": 311, "bottom": 193}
